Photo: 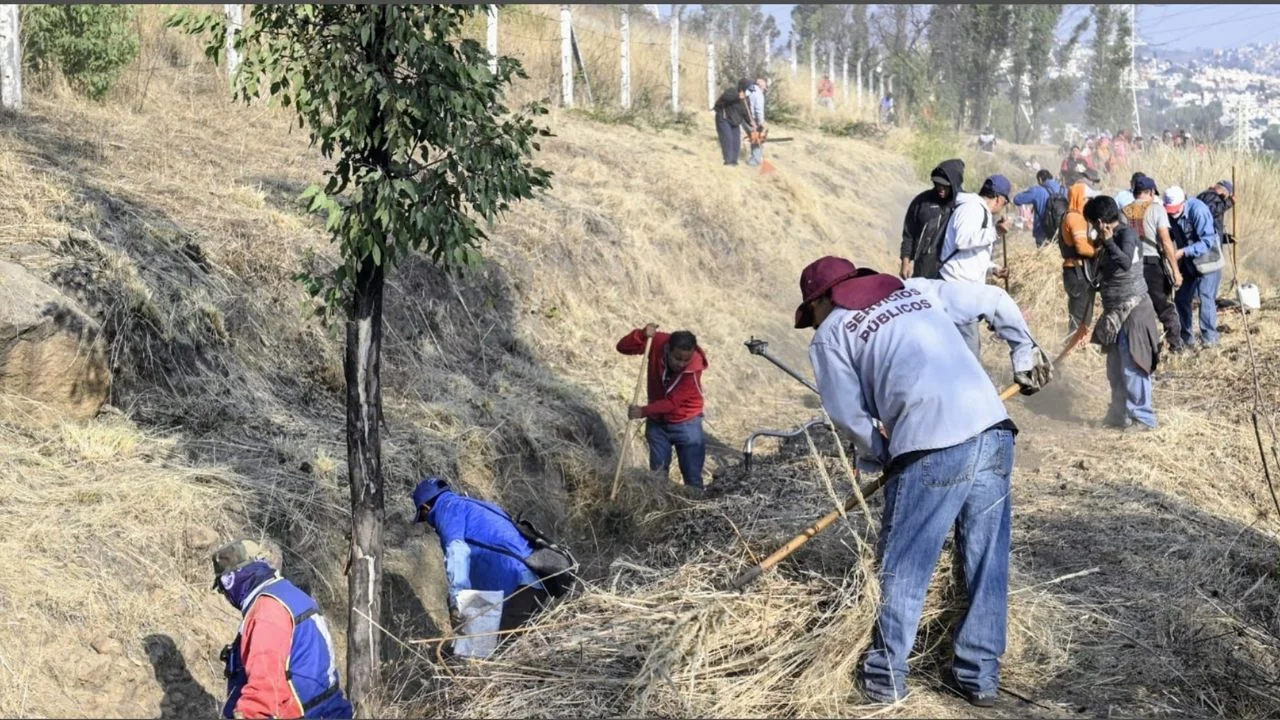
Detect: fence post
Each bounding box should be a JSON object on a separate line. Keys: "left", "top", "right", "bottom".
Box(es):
{"left": 224, "top": 4, "right": 243, "bottom": 81}
{"left": 842, "top": 50, "right": 849, "bottom": 108}
{"left": 486, "top": 4, "right": 498, "bottom": 75}
{"left": 560, "top": 5, "right": 573, "bottom": 107}
{"left": 856, "top": 57, "right": 863, "bottom": 110}
{"left": 706, "top": 36, "right": 716, "bottom": 111}
{"left": 809, "top": 40, "right": 816, "bottom": 111}
{"left": 827, "top": 41, "right": 835, "bottom": 98}
{"left": 669, "top": 9, "right": 680, "bottom": 112}
{"left": 0, "top": 4, "right": 20, "bottom": 111}
{"left": 620, "top": 9, "right": 631, "bottom": 109}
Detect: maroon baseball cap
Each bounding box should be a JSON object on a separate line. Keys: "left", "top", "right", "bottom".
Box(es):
{"left": 794, "top": 256, "right": 904, "bottom": 328}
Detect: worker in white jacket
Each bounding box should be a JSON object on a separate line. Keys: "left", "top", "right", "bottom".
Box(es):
{"left": 793, "top": 255, "right": 1051, "bottom": 708}
{"left": 939, "top": 174, "right": 1013, "bottom": 357}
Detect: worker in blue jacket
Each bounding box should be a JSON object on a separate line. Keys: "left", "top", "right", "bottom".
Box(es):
{"left": 1163, "top": 186, "right": 1223, "bottom": 348}
{"left": 1012, "top": 169, "right": 1064, "bottom": 248}
{"left": 412, "top": 477, "right": 547, "bottom": 633}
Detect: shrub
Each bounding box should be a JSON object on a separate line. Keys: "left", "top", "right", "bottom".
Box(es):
{"left": 22, "top": 5, "right": 140, "bottom": 101}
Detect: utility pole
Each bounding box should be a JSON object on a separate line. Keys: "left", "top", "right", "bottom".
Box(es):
{"left": 1128, "top": 3, "right": 1143, "bottom": 136}
{"left": 1235, "top": 102, "right": 1249, "bottom": 154}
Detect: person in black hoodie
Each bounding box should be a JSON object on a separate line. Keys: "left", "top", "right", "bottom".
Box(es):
{"left": 899, "top": 159, "right": 965, "bottom": 279}
{"left": 713, "top": 79, "right": 753, "bottom": 166}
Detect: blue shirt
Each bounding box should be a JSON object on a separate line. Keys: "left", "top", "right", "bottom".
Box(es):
{"left": 1170, "top": 196, "right": 1219, "bottom": 259}
{"left": 427, "top": 492, "right": 541, "bottom": 599}
{"left": 1012, "top": 179, "right": 1063, "bottom": 240}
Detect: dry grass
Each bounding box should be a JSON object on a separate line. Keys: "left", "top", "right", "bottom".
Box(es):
{"left": 5, "top": 5, "right": 1280, "bottom": 719}
{"left": 0, "top": 5, "right": 920, "bottom": 717}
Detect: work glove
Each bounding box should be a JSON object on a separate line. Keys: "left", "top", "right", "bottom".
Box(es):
{"left": 1014, "top": 347, "right": 1053, "bottom": 396}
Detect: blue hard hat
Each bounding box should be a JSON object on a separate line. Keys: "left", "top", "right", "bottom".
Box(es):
{"left": 411, "top": 476, "right": 449, "bottom": 521}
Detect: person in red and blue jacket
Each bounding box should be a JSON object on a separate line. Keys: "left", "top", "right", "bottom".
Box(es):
{"left": 412, "top": 477, "right": 548, "bottom": 633}
{"left": 616, "top": 323, "right": 709, "bottom": 489}
{"left": 212, "top": 539, "right": 352, "bottom": 719}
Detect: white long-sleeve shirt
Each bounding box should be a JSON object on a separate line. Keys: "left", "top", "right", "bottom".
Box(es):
{"left": 939, "top": 193, "right": 999, "bottom": 284}
{"left": 808, "top": 278, "right": 1041, "bottom": 470}
{"left": 746, "top": 85, "right": 765, "bottom": 126}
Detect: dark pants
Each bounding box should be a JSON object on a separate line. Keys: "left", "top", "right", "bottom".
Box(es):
{"left": 715, "top": 115, "right": 741, "bottom": 165}
{"left": 646, "top": 416, "right": 706, "bottom": 488}
{"left": 499, "top": 585, "right": 550, "bottom": 634}
{"left": 1063, "top": 266, "right": 1096, "bottom": 332}
{"left": 1143, "top": 258, "right": 1183, "bottom": 351}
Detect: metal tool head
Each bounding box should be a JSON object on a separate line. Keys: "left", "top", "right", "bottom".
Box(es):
{"left": 745, "top": 337, "right": 769, "bottom": 356}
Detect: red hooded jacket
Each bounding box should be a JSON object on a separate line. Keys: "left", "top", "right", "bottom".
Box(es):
{"left": 616, "top": 329, "right": 708, "bottom": 424}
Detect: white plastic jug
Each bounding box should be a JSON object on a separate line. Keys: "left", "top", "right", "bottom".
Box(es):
{"left": 1238, "top": 283, "right": 1261, "bottom": 312}
{"left": 452, "top": 589, "right": 504, "bottom": 659}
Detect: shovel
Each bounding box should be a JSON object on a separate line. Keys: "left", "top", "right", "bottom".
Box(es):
{"left": 610, "top": 335, "right": 653, "bottom": 501}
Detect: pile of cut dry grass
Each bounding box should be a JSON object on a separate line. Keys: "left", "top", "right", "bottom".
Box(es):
{"left": 423, "top": 430, "right": 1075, "bottom": 719}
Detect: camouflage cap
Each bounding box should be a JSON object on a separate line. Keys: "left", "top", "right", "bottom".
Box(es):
{"left": 210, "top": 539, "right": 267, "bottom": 589}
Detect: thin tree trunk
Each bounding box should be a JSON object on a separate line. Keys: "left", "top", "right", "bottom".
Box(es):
{"left": 345, "top": 254, "right": 385, "bottom": 709}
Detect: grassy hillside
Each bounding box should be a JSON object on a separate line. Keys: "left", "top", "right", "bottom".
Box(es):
{"left": 5, "top": 6, "right": 1280, "bottom": 719}
{"left": 0, "top": 6, "right": 917, "bottom": 716}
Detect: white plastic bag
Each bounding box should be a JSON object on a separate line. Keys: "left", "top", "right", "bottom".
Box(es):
{"left": 452, "top": 589, "right": 504, "bottom": 659}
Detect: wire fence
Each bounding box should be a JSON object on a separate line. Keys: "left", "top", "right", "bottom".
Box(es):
{"left": 481, "top": 4, "right": 881, "bottom": 123}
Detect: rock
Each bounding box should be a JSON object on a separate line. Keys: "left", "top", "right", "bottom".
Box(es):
{"left": 0, "top": 260, "right": 111, "bottom": 421}
{"left": 90, "top": 635, "right": 123, "bottom": 656}
{"left": 183, "top": 525, "right": 220, "bottom": 551}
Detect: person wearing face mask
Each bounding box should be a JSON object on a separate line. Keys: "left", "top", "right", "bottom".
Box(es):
{"left": 1059, "top": 178, "right": 1099, "bottom": 333}
{"left": 1083, "top": 196, "right": 1161, "bottom": 431}
{"left": 617, "top": 323, "right": 709, "bottom": 488}
{"left": 1164, "top": 186, "right": 1224, "bottom": 349}
{"left": 211, "top": 539, "right": 353, "bottom": 719}
{"left": 899, "top": 159, "right": 966, "bottom": 279}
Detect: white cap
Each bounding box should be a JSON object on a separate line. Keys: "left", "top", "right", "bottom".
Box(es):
{"left": 1163, "top": 186, "right": 1186, "bottom": 213}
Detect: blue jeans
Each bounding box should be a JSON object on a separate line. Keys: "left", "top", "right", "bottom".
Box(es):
{"left": 1105, "top": 329, "right": 1156, "bottom": 428}
{"left": 1174, "top": 269, "right": 1220, "bottom": 347}
{"left": 747, "top": 144, "right": 763, "bottom": 166}
{"left": 646, "top": 417, "right": 706, "bottom": 488}
{"left": 861, "top": 427, "right": 1014, "bottom": 701}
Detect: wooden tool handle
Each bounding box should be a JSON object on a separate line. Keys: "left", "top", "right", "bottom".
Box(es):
{"left": 610, "top": 335, "right": 653, "bottom": 501}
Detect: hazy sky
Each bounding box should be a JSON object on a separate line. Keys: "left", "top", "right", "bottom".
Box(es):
{"left": 755, "top": 4, "right": 1280, "bottom": 53}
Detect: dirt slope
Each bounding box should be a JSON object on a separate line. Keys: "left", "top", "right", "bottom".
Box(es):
{"left": 4, "top": 10, "right": 1280, "bottom": 718}
{"left": 0, "top": 16, "right": 920, "bottom": 717}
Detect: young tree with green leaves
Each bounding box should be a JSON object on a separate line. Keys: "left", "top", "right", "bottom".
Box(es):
{"left": 22, "top": 4, "right": 139, "bottom": 101}
{"left": 172, "top": 5, "right": 551, "bottom": 706}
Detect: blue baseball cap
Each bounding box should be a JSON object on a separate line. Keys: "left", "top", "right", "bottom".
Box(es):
{"left": 412, "top": 477, "right": 449, "bottom": 521}
{"left": 984, "top": 174, "right": 1012, "bottom": 201}
{"left": 1133, "top": 175, "right": 1157, "bottom": 194}
{"left": 1217, "top": 179, "right": 1234, "bottom": 195}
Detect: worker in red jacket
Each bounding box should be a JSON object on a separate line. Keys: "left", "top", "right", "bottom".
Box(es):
{"left": 616, "top": 323, "right": 709, "bottom": 489}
